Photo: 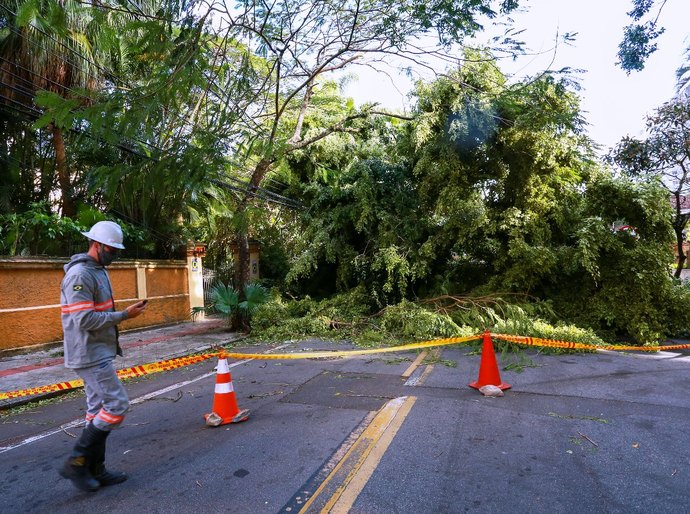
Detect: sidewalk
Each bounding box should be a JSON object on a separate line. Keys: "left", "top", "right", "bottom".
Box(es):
{"left": 0, "top": 317, "right": 242, "bottom": 409}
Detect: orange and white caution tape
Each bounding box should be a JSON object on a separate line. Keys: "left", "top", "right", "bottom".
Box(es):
{"left": 0, "top": 337, "right": 480, "bottom": 400}
{"left": 221, "top": 334, "right": 481, "bottom": 360}
{"left": 0, "top": 379, "right": 86, "bottom": 401}
{"left": 115, "top": 353, "right": 216, "bottom": 380}
{"left": 4, "top": 332, "right": 688, "bottom": 401}
{"left": 0, "top": 353, "right": 217, "bottom": 401}
{"left": 492, "top": 333, "right": 690, "bottom": 352}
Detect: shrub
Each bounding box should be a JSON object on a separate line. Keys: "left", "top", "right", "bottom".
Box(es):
{"left": 192, "top": 282, "right": 269, "bottom": 330}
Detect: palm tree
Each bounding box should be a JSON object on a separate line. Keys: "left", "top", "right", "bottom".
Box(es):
{"left": 0, "top": 0, "right": 143, "bottom": 217}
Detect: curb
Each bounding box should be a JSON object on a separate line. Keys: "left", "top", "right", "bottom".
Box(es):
{"left": 0, "top": 321, "right": 245, "bottom": 411}
{"left": 0, "top": 389, "right": 75, "bottom": 411}
{"left": 0, "top": 345, "right": 222, "bottom": 411}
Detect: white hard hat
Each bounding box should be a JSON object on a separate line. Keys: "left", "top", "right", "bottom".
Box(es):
{"left": 81, "top": 221, "right": 125, "bottom": 249}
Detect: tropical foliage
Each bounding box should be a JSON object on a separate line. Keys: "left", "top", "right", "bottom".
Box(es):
{"left": 192, "top": 282, "right": 269, "bottom": 331}
{"left": 282, "top": 55, "right": 690, "bottom": 343}
{"left": 1, "top": 0, "right": 689, "bottom": 343}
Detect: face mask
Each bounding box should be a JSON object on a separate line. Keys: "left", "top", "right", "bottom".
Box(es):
{"left": 98, "top": 245, "right": 119, "bottom": 266}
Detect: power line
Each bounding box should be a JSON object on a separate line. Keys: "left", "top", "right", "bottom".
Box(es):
{"left": 0, "top": 49, "right": 176, "bottom": 162}
{"left": 0, "top": 73, "right": 37, "bottom": 105}
{"left": 1, "top": 5, "right": 236, "bottom": 160}
{"left": 209, "top": 179, "right": 302, "bottom": 210}
{"left": 0, "top": 4, "right": 303, "bottom": 210}
{"left": 0, "top": 4, "right": 125, "bottom": 88}
{"left": 218, "top": 174, "right": 302, "bottom": 208}
{"left": 0, "top": 17, "right": 303, "bottom": 210}
{"left": 0, "top": 90, "right": 42, "bottom": 117}
{"left": 0, "top": 55, "right": 97, "bottom": 106}
{"left": 0, "top": 85, "right": 303, "bottom": 210}
{"left": 0, "top": 82, "right": 157, "bottom": 161}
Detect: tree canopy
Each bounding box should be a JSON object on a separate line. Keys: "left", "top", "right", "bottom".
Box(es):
{"left": 610, "top": 99, "right": 690, "bottom": 277}
{"left": 2, "top": 0, "right": 690, "bottom": 344}
{"left": 617, "top": 0, "right": 690, "bottom": 93}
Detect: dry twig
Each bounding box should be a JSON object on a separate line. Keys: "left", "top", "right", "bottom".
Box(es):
{"left": 60, "top": 425, "right": 77, "bottom": 438}
{"left": 578, "top": 431, "right": 598, "bottom": 447}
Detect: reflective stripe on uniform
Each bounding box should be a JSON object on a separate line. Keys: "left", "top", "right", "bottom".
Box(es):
{"left": 96, "top": 409, "right": 125, "bottom": 425}
{"left": 61, "top": 301, "right": 95, "bottom": 314}
{"left": 94, "top": 299, "right": 114, "bottom": 311}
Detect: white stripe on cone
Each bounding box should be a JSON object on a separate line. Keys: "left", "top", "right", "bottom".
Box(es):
{"left": 215, "top": 382, "right": 234, "bottom": 394}
{"left": 217, "top": 359, "right": 230, "bottom": 373}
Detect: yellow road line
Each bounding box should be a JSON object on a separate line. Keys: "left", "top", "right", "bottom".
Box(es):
{"left": 404, "top": 348, "right": 439, "bottom": 386}
{"left": 328, "top": 396, "right": 417, "bottom": 513}
{"left": 298, "top": 396, "right": 417, "bottom": 514}
{"left": 420, "top": 348, "right": 441, "bottom": 385}
{"left": 401, "top": 351, "right": 428, "bottom": 378}
{"left": 415, "top": 360, "right": 437, "bottom": 386}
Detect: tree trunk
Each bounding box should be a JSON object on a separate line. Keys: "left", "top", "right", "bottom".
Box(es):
{"left": 234, "top": 230, "right": 250, "bottom": 294}
{"left": 674, "top": 224, "right": 686, "bottom": 278}
{"left": 234, "top": 158, "right": 273, "bottom": 294}
{"left": 50, "top": 123, "right": 76, "bottom": 218}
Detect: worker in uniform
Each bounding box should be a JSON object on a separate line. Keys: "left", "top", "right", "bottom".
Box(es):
{"left": 58, "top": 220, "right": 148, "bottom": 491}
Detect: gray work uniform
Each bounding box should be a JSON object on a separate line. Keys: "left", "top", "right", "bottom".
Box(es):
{"left": 60, "top": 254, "right": 130, "bottom": 430}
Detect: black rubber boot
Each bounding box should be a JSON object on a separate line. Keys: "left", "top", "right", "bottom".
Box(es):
{"left": 59, "top": 423, "right": 107, "bottom": 492}
{"left": 59, "top": 455, "right": 99, "bottom": 492}
{"left": 90, "top": 430, "right": 127, "bottom": 486}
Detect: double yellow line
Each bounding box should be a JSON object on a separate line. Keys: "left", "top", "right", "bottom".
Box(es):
{"left": 297, "top": 396, "right": 417, "bottom": 513}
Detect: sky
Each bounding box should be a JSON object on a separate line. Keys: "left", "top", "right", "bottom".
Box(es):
{"left": 341, "top": 0, "right": 690, "bottom": 153}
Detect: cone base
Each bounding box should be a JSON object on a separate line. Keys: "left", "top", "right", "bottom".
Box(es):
{"left": 468, "top": 381, "right": 511, "bottom": 391}
{"left": 204, "top": 409, "right": 251, "bottom": 427}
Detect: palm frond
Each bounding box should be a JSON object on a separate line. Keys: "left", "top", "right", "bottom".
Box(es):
{"left": 212, "top": 283, "right": 239, "bottom": 315}
{"left": 239, "top": 283, "right": 269, "bottom": 316}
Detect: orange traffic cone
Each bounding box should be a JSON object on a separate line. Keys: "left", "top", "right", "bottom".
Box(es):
{"left": 469, "top": 331, "right": 511, "bottom": 391}
{"left": 204, "top": 354, "right": 250, "bottom": 426}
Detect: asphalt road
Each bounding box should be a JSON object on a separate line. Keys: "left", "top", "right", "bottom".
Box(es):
{"left": 1, "top": 339, "right": 689, "bottom": 513}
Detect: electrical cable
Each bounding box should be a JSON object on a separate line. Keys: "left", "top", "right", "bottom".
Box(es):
{"left": 209, "top": 179, "right": 302, "bottom": 209}
{"left": 0, "top": 1, "right": 270, "bottom": 147}
{"left": 0, "top": 55, "right": 97, "bottom": 105}
{"left": 218, "top": 174, "right": 302, "bottom": 208}
{"left": 0, "top": 4, "right": 303, "bottom": 211}
{"left": 0, "top": 4, "right": 123, "bottom": 87}
{"left": 0, "top": 83, "right": 303, "bottom": 210}
{"left": 0, "top": 9, "right": 248, "bottom": 162}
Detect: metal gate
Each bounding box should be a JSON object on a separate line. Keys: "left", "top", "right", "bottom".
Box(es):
{"left": 202, "top": 268, "right": 217, "bottom": 306}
